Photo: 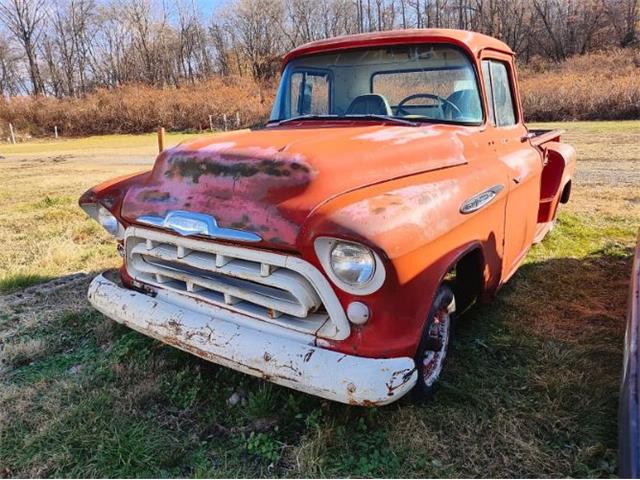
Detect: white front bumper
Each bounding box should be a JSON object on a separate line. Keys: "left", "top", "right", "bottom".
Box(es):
{"left": 88, "top": 273, "right": 417, "bottom": 406}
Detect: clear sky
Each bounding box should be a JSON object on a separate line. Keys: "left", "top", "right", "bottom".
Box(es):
{"left": 195, "top": 0, "right": 227, "bottom": 17}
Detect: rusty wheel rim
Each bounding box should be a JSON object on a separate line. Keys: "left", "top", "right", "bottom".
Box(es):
{"left": 421, "top": 305, "right": 451, "bottom": 388}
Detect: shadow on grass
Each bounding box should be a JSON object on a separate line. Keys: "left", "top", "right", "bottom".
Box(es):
{"left": 0, "top": 272, "right": 53, "bottom": 293}
{"left": 0, "top": 248, "right": 632, "bottom": 478}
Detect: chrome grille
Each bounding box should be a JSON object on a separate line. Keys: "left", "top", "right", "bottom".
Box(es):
{"left": 124, "top": 227, "right": 349, "bottom": 339}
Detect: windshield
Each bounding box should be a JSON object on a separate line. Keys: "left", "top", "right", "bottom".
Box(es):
{"left": 270, "top": 44, "right": 483, "bottom": 125}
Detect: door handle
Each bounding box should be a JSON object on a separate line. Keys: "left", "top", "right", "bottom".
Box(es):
{"left": 513, "top": 176, "right": 522, "bottom": 184}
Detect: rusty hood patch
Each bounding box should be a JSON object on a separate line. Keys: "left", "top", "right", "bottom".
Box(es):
{"left": 121, "top": 124, "right": 468, "bottom": 248}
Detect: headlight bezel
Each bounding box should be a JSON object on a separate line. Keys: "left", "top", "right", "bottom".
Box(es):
{"left": 314, "top": 237, "right": 386, "bottom": 295}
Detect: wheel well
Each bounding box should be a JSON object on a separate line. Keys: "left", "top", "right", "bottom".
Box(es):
{"left": 444, "top": 247, "right": 484, "bottom": 315}
{"left": 560, "top": 180, "right": 571, "bottom": 204}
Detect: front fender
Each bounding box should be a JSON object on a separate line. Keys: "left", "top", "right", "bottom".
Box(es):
{"left": 298, "top": 165, "right": 506, "bottom": 358}
{"left": 79, "top": 170, "right": 151, "bottom": 221}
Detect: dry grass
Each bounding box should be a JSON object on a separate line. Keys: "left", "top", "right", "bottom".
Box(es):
{"left": 0, "top": 121, "right": 638, "bottom": 477}
{"left": 0, "top": 76, "right": 273, "bottom": 139}
{"left": 0, "top": 132, "right": 199, "bottom": 291}
{"left": 0, "top": 339, "right": 47, "bottom": 368}
{"left": 520, "top": 49, "right": 640, "bottom": 121}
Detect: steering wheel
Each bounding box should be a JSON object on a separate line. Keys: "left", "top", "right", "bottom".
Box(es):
{"left": 395, "top": 93, "right": 462, "bottom": 119}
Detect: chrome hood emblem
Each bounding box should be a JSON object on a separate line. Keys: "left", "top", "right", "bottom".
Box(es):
{"left": 137, "top": 210, "right": 262, "bottom": 242}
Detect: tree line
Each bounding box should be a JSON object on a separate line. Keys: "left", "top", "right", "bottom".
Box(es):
{"left": 0, "top": 0, "right": 638, "bottom": 98}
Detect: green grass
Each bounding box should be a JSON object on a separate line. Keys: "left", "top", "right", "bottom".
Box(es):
{"left": 0, "top": 273, "right": 53, "bottom": 293}
{"left": 0, "top": 121, "right": 638, "bottom": 477}
{"left": 0, "top": 224, "right": 629, "bottom": 476}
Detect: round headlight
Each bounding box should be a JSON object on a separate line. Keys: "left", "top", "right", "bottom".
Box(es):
{"left": 330, "top": 242, "right": 375, "bottom": 286}
{"left": 97, "top": 205, "right": 120, "bottom": 236}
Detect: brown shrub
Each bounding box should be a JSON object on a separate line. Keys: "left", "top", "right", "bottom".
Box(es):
{"left": 519, "top": 48, "right": 640, "bottom": 121}
{"left": 0, "top": 75, "right": 275, "bottom": 138}
{"left": 1, "top": 49, "right": 638, "bottom": 138}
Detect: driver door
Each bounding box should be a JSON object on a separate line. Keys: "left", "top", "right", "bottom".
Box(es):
{"left": 480, "top": 54, "right": 543, "bottom": 279}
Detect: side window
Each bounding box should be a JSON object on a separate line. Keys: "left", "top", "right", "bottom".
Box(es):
{"left": 290, "top": 71, "right": 330, "bottom": 116}
{"left": 481, "top": 61, "right": 495, "bottom": 124}
{"left": 490, "top": 62, "right": 516, "bottom": 126}
{"left": 482, "top": 60, "right": 517, "bottom": 127}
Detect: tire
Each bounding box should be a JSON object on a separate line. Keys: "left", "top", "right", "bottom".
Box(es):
{"left": 413, "top": 285, "right": 455, "bottom": 400}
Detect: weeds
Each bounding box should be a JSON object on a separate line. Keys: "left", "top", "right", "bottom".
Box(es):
{"left": 0, "top": 76, "right": 272, "bottom": 139}
{"left": 520, "top": 49, "right": 640, "bottom": 121}
{"left": 246, "top": 432, "right": 282, "bottom": 464}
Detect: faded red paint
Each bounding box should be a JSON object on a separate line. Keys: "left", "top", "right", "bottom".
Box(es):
{"left": 282, "top": 29, "right": 514, "bottom": 65}
{"left": 80, "top": 28, "right": 576, "bottom": 363}
{"left": 118, "top": 124, "right": 468, "bottom": 249}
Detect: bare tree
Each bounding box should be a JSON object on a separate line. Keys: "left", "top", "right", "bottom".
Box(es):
{"left": 0, "top": 32, "right": 21, "bottom": 95}
{"left": 533, "top": 0, "right": 608, "bottom": 60}
{"left": 0, "top": 0, "right": 638, "bottom": 100}
{"left": 605, "top": 0, "right": 639, "bottom": 46}
{"left": 223, "top": 0, "right": 285, "bottom": 83}
{"left": 0, "top": 0, "right": 46, "bottom": 94}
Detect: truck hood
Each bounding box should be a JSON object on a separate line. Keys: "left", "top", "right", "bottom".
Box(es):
{"left": 121, "top": 123, "right": 467, "bottom": 248}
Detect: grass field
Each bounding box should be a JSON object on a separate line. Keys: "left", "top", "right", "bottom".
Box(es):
{"left": 0, "top": 121, "right": 639, "bottom": 477}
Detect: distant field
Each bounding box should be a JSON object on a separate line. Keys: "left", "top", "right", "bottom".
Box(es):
{"left": 0, "top": 121, "right": 638, "bottom": 477}
{"left": 0, "top": 131, "right": 200, "bottom": 156}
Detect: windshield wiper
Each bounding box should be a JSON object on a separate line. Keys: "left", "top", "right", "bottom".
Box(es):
{"left": 344, "top": 114, "right": 418, "bottom": 126}
{"left": 269, "top": 113, "right": 418, "bottom": 127}
{"left": 269, "top": 114, "right": 337, "bottom": 126}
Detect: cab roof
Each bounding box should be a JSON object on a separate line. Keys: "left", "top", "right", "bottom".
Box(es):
{"left": 283, "top": 28, "right": 513, "bottom": 65}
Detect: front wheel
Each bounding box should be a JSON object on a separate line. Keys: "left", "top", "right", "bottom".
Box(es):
{"left": 413, "top": 285, "right": 455, "bottom": 400}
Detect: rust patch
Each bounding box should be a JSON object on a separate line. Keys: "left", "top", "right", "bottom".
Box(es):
{"left": 267, "top": 236, "right": 286, "bottom": 245}
{"left": 385, "top": 367, "right": 416, "bottom": 396}
{"left": 101, "top": 194, "right": 117, "bottom": 209}
{"left": 138, "top": 190, "right": 171, "bottom": 202}
{"left": 230, "top": 214, "right": 251, "bottom": 229}
{"left": 303, "top": 349, "right": 314, "bottom": 362}
{"left": 167, "top": 318, "right": 183, "bottom": 336}
{"left": 166, "top": 155, "right": 309, "bottom": 183}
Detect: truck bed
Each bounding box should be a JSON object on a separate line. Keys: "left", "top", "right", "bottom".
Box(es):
{"left": 527, "top": 129, "right": 564, "bottom": 147}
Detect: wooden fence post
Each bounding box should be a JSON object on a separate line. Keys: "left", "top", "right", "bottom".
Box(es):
{"left": 236, "top": 112, "right": 240, "bottom": 127}
{"left": 209, "top": 115, "right": 214, "bottom": 132}
{"left": 9, "top": 123, "right": 16, "bottom": 144}
{"left": 54, "top": 125, "right": 58, "bottom": 139}
{"left": 223, "top": 113, "right": 228, "bottom": 131}
{"left": 157, "top": 127, "right": 165, "bottom": 153}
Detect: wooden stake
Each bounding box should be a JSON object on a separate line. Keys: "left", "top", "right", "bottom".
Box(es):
{"left": 9, "top": 123, "right": 16, "bottom": 144}
{"left": 54, "top": 125, "right": 58, "bottom": 139}
{"left": 223, "top": 113, "right": 228, "bottom": 131}
{"left": 157, "top": 127, "right": 165, "bottom": 153}
{"left": 236, "top": 112, "right": 240, "bottom": 127}
{"left": 209, "top": 115, "right": 214, "bottom": 132}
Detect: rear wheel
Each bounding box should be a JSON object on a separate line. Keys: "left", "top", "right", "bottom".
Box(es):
{"left": 413, "top": 285, "right": 455, "bottom": 400}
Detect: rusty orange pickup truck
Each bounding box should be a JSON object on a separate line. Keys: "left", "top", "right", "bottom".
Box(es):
{"left": 80, "top": 29, "right": 576, "bottom": 406}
